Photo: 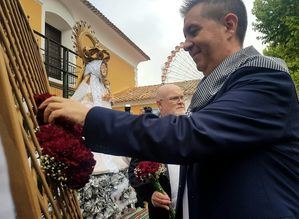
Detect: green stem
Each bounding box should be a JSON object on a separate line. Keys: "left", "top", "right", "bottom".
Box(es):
{"left": 169, "top": 206, "right": 176, "bottom": 219}
{"left": 153, "top": 180, "right": 176, "bottom": 219}
{"left": 153, "top": 180, "right": 165, "bottom": 193}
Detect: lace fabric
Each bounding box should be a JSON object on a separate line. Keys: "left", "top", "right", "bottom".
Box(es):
{"left": 78, "top": 170, "right": 137, "bottom": 219}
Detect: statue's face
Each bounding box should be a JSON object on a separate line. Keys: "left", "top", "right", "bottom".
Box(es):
{"left": 100, "top": 62, "right": 108, "bottom": 78}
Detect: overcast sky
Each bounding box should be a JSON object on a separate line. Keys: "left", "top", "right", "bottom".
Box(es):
{"left": 88, "top": 0, "right": 266, "bottom": 86}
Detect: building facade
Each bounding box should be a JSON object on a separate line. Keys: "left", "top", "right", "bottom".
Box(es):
{"left": 20, "top": 0, "right": 149, "bottom": 98}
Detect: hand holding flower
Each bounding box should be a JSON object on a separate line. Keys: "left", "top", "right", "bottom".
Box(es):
{"left": 151, "top": 191, "right": 171, "bottom": 210}
{"left": 134, "top": 161, "right": 176, "bottom": 219}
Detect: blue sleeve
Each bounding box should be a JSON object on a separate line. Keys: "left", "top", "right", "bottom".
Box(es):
{"left": 83, "top": 70, "right": 296, "bottom": 164}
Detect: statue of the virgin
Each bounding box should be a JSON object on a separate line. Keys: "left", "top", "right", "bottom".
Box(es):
{"left": 71, "top": 21, "right": 136, "bottom": 218}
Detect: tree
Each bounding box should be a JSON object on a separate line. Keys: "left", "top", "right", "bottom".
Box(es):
{"left": 252, "top": 0, "right": 299, "bottom": 93}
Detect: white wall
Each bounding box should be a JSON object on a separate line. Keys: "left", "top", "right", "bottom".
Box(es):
{"left": 43, "top": 0, "right": 75, "bottom": 51}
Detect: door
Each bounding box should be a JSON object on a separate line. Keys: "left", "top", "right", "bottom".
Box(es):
{"left": 45, "top": 23, "right": 61, "bottom": 80}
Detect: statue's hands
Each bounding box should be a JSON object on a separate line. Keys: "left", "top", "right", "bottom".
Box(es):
{"left": 39, "top": 96, "right": 89, "bottom": 125}
{"left": 151, "top": 191, "right": 171, "bottom": 210}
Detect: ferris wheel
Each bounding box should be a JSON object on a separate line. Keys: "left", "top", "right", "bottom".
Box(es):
{"left": 161, "top": 42, "right": 203, "bottom": 84}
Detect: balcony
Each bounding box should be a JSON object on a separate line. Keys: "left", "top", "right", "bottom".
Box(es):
{"left": 34, "top": 30, "right": 82, "bottom": 98}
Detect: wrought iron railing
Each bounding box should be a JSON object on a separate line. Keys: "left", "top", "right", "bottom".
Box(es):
{"left": 34, "top": 30, "right": 82, "bottom": 97}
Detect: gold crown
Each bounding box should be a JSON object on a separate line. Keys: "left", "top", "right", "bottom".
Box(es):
{"left": 72, "top": 20, "right": 110, "bottom": 64}
{"left": 82, "top": 46, "right": 110, "bottom": 63}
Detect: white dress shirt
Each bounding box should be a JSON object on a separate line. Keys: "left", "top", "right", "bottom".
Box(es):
{"left": 182, "top": 183, "right": 189, "bottom": 219}
{"left": 167, "top": 164, "right": 180, "bottom": 208}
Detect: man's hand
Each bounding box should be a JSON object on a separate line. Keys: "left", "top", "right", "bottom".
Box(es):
{"left": 39, "top": 96, "right": 89, "bottom": 125}
{"left": 151, "top": 191, "right": 171, "bottom": 210}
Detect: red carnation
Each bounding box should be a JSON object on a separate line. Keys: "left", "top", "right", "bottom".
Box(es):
{"left": 134, "top": 161, "right": 166, "bottom": 183}
{"left": 34, "top": 93, "right": 53, "bottom": 107}
{"left": 34, "top": 93, "right": 53, "bottom": 125}
{"left": 134, "top": 161, "right": 175, "bottom": 219}
{"left": 34, "top": 93, "right": 96, "bottom": 189}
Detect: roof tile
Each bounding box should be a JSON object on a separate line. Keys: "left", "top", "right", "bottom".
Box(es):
{"left": 113, "top": 80, "right": 199, "bottom": 103}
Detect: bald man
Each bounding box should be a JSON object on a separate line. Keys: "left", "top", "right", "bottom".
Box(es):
{"left": 156, "top": 84, "right": 186, "bottom": 117}
{"left": 128, "top": 84, "right": 185, "bottom": 219}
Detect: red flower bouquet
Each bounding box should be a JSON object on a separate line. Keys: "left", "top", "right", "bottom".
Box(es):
{"left": 134, "top": 161, "right": 175, "bottom": 219}
{"left": 34, "top": 93, "right": 96, "bottom": 189}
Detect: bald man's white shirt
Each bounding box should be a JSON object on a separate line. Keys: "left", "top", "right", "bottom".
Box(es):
{"left": 182, "top": 183, "right": 189, "bottom": 219}
{"left": 167, "top": 164, "right": 179, "bottom": 208}
{"left": 0, "top": 136, "right": 15, "bottom": 218}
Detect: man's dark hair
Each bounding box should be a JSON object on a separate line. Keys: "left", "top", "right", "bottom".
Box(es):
{"left": 180, "top": 0, "right": 247, "bottom": 45}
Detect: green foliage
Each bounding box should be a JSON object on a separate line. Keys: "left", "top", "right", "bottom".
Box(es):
{"left": 252, "top": 0, "right": 299, "bottom": 93}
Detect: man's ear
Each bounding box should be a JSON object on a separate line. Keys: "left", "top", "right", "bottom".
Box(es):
{"left": 222, "top": 13, "right": 238, "bottom": 40}
{"left": 156, "top": 100, "right": 162, "bottom": 109}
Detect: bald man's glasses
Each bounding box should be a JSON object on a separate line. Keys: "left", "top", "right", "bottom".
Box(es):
{"left": 161, "top": 95, "right": 185, "bottom": 103}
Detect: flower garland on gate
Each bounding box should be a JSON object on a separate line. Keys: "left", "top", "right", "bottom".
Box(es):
{"left": 34, "top": 93, "right": 96, "bottom": 189}
{"left": 134, "top": 161, "right": 176, "bottom": 219}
